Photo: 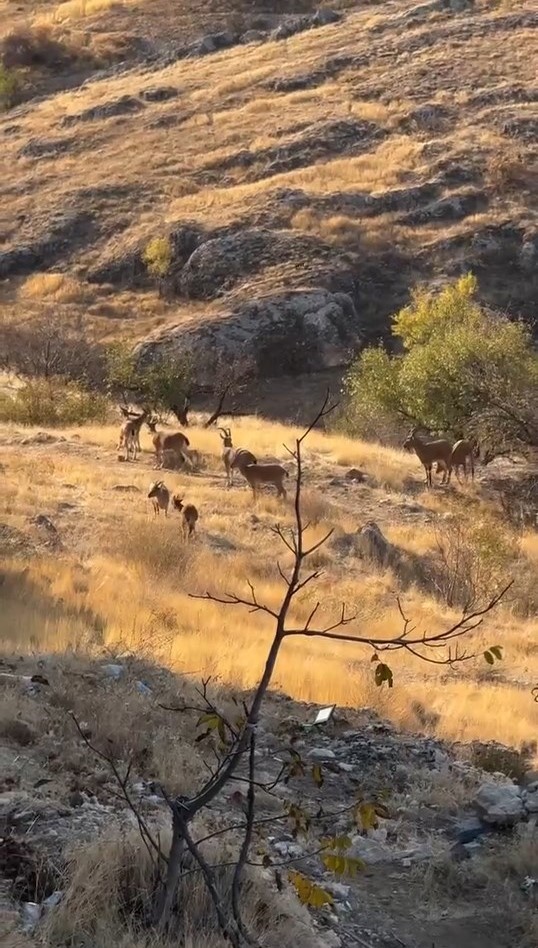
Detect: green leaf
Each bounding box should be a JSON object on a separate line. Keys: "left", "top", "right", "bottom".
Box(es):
{"left": 483, "top": 650, "right": 494, "bottom": 665}
{"left": 355, "top": 801, "right": 379, "bottom": 831}
{"left": 321, "top": 853, "right": 365, "bottom": 877}
{"left": 289, "top": 871, "right": 333, "bottom": 908}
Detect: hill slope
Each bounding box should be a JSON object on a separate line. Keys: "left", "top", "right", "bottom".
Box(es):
{"left": 1, "top": 0, "right": 536, "bottom": 382}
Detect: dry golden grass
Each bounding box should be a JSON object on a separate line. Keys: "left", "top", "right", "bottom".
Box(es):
{"left": 0, "top": 416, "right": 536, "bottom": 755}
{"left": 20, "top": 272, "right": 87, "bottom": 303}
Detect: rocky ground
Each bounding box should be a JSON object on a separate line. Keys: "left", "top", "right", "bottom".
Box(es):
{"left": 1, "top": 0, "right": 537, "bottom": 393}
{"left": 1, "top": 654, "right": 537, "bottom": 948}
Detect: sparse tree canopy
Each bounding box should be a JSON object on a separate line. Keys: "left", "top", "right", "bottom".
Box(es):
{"left": 344, "top": 274, "right": 538, "bottom": 457}
{"left": 105, "top": 343, "right": 193, "bottom": 417}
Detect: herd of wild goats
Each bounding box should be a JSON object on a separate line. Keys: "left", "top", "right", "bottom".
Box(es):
{"left": 117, "top": 409, "right": 477, "bottom": 537}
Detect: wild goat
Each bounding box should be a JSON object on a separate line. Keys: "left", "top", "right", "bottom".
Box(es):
{"left": 148, "top": 480, "right": 170, "bottom": 516}
{"left": 172, "top": 495, "right": 198, "bottom": 537}
{"left": 147, "top": 419, "right": 191, "bottom": 470}
{"left": 448, "top": 439, "right": 476, "bottom": 483}
{"left": 242, "top": 463, "right": 288, "bottom": 499}
{"left": 118, "top": 408, "right": 148, "bottom": 461}
{"left": 218, "top": 427, "right": 257, "bottom": 487}
{"left": 403, "top": 428, "right": 453, "bottom": 489}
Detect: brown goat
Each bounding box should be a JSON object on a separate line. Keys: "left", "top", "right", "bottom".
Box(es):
{"left": 172, "top": 495, "right": 199, "bottom": 537}
{"left": 148, "top": 480, "right": 170, "bottom": 516}
{"left": 403, "top": 428, "right": 453, "bottom": 488}
{"left": 218, "top": 427, "right": 257, "bottom": 487}
{"left": 118, "top": 409, "right": 149, "bottom": 461}
{"left": 242, "top": 463, "right": 288, "bottom": 499}
{"left": 147, "top": 419, "right": 191, "bottom": 470}
{"left": 448, "top": 439, "right": 476, "bottom": 483}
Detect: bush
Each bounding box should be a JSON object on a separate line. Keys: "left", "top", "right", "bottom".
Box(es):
{"left": 0, "top": 26, "right": 70, "bottom": 70}
{"left": 0, "top": 378, "right": 108, "bottom": 426}
{"left": 0, "top": 63, "right": 19, "bottom": 109}
{"left": 343, "top": 275, "right": 538, "bottom": 456}
{"left": 431, "top": 510, "right": 519, "bottom": 609}
{"left": 105, "top": 343, "right": 193, "bottom": 416}
{"left": 143, "top": 236, "right": 172, "bottom": 279}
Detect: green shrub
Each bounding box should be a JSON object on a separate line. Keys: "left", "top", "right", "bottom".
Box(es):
{"left": 105, "top": 343, "right": 193, "bottom": 417}
{"left": 0, "top": 63, "right": 19, "bottom": 109}
{"left": 0, "top": 378, "right": 108, "bottom": 426}
{"left": 143, "top": 236, "right": 172, "bottom": 279}
{"left": 343, "top": 275, "right": 538, "bottom": 455}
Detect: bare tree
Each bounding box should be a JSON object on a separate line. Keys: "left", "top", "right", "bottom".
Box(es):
{"left": 73, "top": 392, "right": 509, "bottom": 946}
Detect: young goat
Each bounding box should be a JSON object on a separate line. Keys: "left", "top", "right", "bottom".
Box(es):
{"left": 242, "top": 463, "right": 288, "bottom": 499}
{"left": 218, "top": 427, "right": 257, "bottom": 487}
{"left": 448, "top": 439, "right": 476, "bottom": 483}
{"left": 147, "top": 419, "right": 191, "bottom": 470}
{"left": 403, "top": 428, "right": 453, "bottom": 489}
{"left": 172, "top": 495, "right": 198, "bottom": 537}
{"left": 148, "top": 481, "right": 170, "bottom": 517}
{"left": 118, "top": 409, "right": 148, "bottom": 461}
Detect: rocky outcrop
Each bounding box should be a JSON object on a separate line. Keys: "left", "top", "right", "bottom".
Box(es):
{"left": 135, "top": 288, "right": 362, "bottom": 383}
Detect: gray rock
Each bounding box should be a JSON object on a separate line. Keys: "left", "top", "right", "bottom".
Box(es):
{"left": 355, "top": 521, "right": 395, "bottom": 566}
{"left": 312, "top": 8, "right": 342, "bottom": 26}
{"left": 345, "top": 468, "right": 367, "bottom": 482}
{"left": 273, "top": 840, "right": 304, "bottom": 858}
{"left": 62, "top": 95, "right": 144, "bottom": 127}
{"left": 135, "top": 288, "right": 362, "bottom": 385}
{"left": 21, "top": 902, "right": 42, "bottom": 933}
{"left": 524, "top": 787, "right": 538, "bottom": 814}
{"left": 323, "top": 881, "right": 350, "bottom": 900}
{"left": 43, "top": 891, "right": 63, "bottom": 911}
{"left": 241, "top": 30, "right": 266, "bottom": 44}
{"left": 136, "top": 680, "right": 152, "bottom": 696}
{"left": 307, "top": 747, "right": 336, "bottom": 762}
{"left": 101, "top": 663, "right": 125, "bottom": 680}
{"left": 475, "top": 782, "right": 524, "bottom": 826}
{"left": 140, "top": 86, "right": 178, "bottom": 102}
{"left": 348, "top": 835, "right": 393, "bottom": 864}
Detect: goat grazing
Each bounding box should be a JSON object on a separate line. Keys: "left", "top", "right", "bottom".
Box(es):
{"left": 448, "top": 439, "right": 476, "bottom": 483}
{"left": 403, "top": 428, "right": 453, "bottom": 489}
{"left": 148, "top": 480, "right": 170, "bottom": 516}
{"left": 118, "top": 408, "right": 148, "bottom": 461}
{"left": 172, "top": 495, "right": 199, "bottom": 537}
{"left": 218, "top": 427, "right": 257, "bottom": 487}
{"left": 147, "top": 419, "right": 191, "bottom": 470}
{"left": 242, "top": 463, "right": 288, "bottom": 499}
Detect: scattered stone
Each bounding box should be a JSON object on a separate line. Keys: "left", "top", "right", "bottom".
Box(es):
{"left": 348, "top": 835, "right": 393, "bottom": 864}
{"left": 344, "top": 468, "right": 367, "bottom": 483}
{"left": 140, "top": 86, "right": 178, "bottom": 102}
{"left": 100, "top": 664, "right": 125, "bottom": 680}
{"left": 136, "top": 680, "right": 152, "bottom": 696}
{"left": 112, "top": 484, "right": 141, "bottom": 493}
{"left": 524, "top": 786, "right": 538, "bottom": 814}
{"left": 43, "top": 891, "right": 63, "bottom": 911}
{"left": 307, "top": 747, "right": 337, "bottom": 762}
{"left": 241, "top": 30, "right": 266, "bottom": 44}
{"left": 323, "top": 881, "right": 350, "bottom": 900}
{"left": 355, "top": 521, "right": 396, "bottom": 567}
{"left": 475, "top": 782, "right": 524, "bottom": 826}
{"left": 273, "top": 840, "right": 304, "bottom": 858}
{"left": 451, "top": 815, "right": 491, "bottom": 844}
{"left": 62, "top": 95, "right": 145, "bottom": 127}
{"left": 21, "top": 901, "right": 42, "bottom": 933}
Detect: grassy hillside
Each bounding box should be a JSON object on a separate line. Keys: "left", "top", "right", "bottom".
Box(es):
{"left": 0, "top": 0, "right": 536, "bottom": 362}
{"left": 1, "top": 415, "right": 536, "bottom": 748}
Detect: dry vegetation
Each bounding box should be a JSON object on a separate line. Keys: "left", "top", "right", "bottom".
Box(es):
{"left": 0, "top": 415, "right": 536, "bottom": 751}
{"left": 0, "top": 0, "right": 536, "bottom": 344}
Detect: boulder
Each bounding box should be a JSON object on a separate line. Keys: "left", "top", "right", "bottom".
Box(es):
{"left": 135, "top": 288, "right": 363, "bottom": 385}
{"left": 474, "top": 782, "right": 524, "bottom": 826}
{"left": 355, "top": 521, "right": 395, "bottom": 566}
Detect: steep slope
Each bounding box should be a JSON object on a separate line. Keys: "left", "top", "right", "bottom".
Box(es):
{"left": 0, "top": 0, "right": 536, "bottom": 380}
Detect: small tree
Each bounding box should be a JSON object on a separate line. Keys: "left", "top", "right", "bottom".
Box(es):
{"left": 74, "top": 394, "right": 509, "bottom": 947}
{"left": 344, "top": 275, "right": 538, "bottom": 456}
{"left": 105, "top": 343, "right": 193, "bottom": 418}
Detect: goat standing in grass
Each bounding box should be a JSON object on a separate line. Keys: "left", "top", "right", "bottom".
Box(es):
{"left": 172, "top": 495, "right": 198, "bottom": 537}
{"left": 118, "top": 409, "right": 148, "bottom": 461}
{"left": 448, "top": 439, "right": 476, "bottom": 483}
{"left": 218, "top": 427, "right": 257, "bottom": 487}
{"left": 147, "top": 419, "right": 192, "bottom": 470}
{"left": 148, "top": 481, "right": 170, "bottom": 517}
{"left": 403, "top": 428, "right": 453, "bottom": 489}
{"left": 242, "top": 463, "right": 288, "bottom": 499}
